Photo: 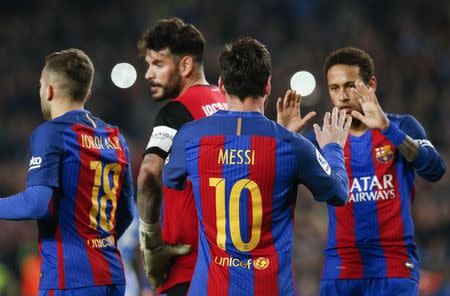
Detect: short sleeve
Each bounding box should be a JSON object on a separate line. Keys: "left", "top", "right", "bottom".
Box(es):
{"left": 145, "top": 101, "right": 193, "bottom": 159}
{"left": 26, "top": 124, "right": 63, "bottom": 188}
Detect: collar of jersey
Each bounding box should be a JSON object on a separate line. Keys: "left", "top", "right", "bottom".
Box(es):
{"left": 214, "top": 110, "right": 264, "bottom": 117}
{"left": 51, "top": 109, "right": 90, "bottom": 121}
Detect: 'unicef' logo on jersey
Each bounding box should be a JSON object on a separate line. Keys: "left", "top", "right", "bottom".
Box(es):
{"left": 316, "top": 149, "right": 331, "bottom": 175}
{"left": 28, "top": 156, "right": 42, "bottom": 171}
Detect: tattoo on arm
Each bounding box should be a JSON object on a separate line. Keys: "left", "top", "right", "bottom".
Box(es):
{"left": 397, "top": 136, "right": 419, "bottom": 162}
{"left": 137, "top": 154, "right": 164, "bottom": 224}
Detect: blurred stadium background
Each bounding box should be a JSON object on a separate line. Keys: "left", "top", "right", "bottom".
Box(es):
{"left": 0, "top": 0, "right": 448, "bottom": 295}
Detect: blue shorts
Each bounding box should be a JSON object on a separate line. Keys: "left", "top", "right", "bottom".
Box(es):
{"left": 320, "top": 278, "right": 418, "bottom": 296}
{"left": 39, "top": 285, "right": 126, "bottom": 296}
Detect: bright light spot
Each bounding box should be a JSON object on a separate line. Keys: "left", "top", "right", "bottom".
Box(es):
{"left": 111, "top": 63, "right": 137, "bottom": 89}
{"left": 290, "top": 71, "right": 316, "bottom": 96}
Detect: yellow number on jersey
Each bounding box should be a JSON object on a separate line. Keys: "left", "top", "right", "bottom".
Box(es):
{"left": 209, "top": 177, "right": 263, "bottom": 252}
{"left": 89, "top": 161, "right": 122, "bottom": 232}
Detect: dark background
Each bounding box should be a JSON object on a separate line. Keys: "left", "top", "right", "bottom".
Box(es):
{"left": 0, "top": 0, "right": 448, "bottom": 295}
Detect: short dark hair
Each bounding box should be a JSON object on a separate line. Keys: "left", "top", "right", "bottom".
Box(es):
{"left": 138, "top": 17, "right": 205, "bottom": 64}
{"left": 45, "top": 48, "right": 94, "bottom": 101}
{"left": 219, "top": 37, "right": 271, "bottom": 101}
{"left": 325, "top": 47, "right": 375, "bottom": 84}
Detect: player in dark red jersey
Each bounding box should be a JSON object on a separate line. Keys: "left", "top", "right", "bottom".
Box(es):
{"left": 299, "top": 47, "right": 446, "bottom": 296}
{"left": 162, "top": 37, "right": 351, "bottom": 296}
{"left": 136, "top": 18, "right": 227, "bottom": 295}
{"left": 0, "top": 49, "right": 134, "bottom": 296}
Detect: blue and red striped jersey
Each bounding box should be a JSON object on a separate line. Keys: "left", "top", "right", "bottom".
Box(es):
{"left": 307, "top": 114, "right": 446, "bottom": 281}
{"left": 26, "top": 109, "right": 134, "bottom": 289}
{"left": 163, "top": 110, "right": 348, "bottom": 295}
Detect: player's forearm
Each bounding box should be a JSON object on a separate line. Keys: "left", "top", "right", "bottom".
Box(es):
{"left": 0, "top": 186, "right": 53, "bottom": 220}
{"left": 382, "top": 121, "right": 446, "bottom": 181}
{"left": 382, "top": 121, "right": 418, "bottom": 161}
{"left": 137, "top": 170, "right": 162, "bottom": 225}
{"left": 321, "top": 143, "right": 349, "bottom": 206}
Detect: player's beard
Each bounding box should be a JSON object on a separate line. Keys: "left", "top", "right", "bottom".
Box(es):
{"left": 40, "top": 99, "right": 51, "bottom": 120}
{"left": 153, "top": 72, "right": 183, "bottom": 101}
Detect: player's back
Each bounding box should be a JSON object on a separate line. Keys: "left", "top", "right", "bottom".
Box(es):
{"left": 175, "top": 110, "right": 309, "bottom": 295}
{"left": 31, "top": 110, "right": 131, "bottom": 289}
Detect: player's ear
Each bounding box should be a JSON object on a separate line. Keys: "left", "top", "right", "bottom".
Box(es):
{"left": 46, "top": 85, "right": 53, "bottom": 101}
{"left": 368, "top": 76, "right": 377, "bottom": 91}
{"left": 179, "top": 56, "right": 194, "bottom": 78}
{"left": 264, "top": 76, "right": 272, "bottom": 97}
{"left": 218, "top": 76, "right": 227, "bottom": 95}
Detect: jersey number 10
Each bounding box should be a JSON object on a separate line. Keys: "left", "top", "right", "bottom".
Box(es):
{"left": 89, "top": 161, "right": 122, "bottom": 232}
{"left": 209, "top": 177, "right": 263, "bottom": 252}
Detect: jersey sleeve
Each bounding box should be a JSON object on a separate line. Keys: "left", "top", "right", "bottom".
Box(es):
{"left": 26, "top": 124, "right": 63, "bottom": 188}
{"left": 396, "top": 115, "right": 446, "bottom": 182}
{"left": 145, "top": 101, "right": 193, "bottom": 159}
{"left": 162, "top": 125, "right": 190, "bottom": 191}
{"left": 293, "top": 135, "right": 348, "bottom": 205}
{"left": 116, "top": 135, "right": 135, "bottom": 239}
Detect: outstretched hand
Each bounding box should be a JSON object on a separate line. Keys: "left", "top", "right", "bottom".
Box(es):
{"left": 314, "top": 107, "right": 352, "bottom": 149}
{"left": 277, "top": 90, "right": 316, "bottom": 133}
{"left": 350, "top": 81, "right": 389, "bottom": 130}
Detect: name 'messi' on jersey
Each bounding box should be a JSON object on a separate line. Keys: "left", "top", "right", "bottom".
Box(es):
{"left": 348, "top": 174, "right": 395, "bottom": 203}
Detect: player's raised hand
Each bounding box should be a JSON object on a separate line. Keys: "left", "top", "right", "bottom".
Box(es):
{"left": 350, "top": 81, "right": 389, "bottom": 130}
{"left": 314, "top": 107, "right": 352, "bottom": 149}
{"left": 277, "top": 90, "right": 316, "bottom": 133}
{"left": 139, "top": 221, "right": 192, "bottom": 288}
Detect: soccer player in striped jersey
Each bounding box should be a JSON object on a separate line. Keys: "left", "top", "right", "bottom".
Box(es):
{"left": 162, "top": 37, "right": 351, "bottom": 295}
{"left": 136, "top": 18, "right": 227, "bottom": 296}
{"left": 309, "top": 47, "right": 446, "bottom": 296}
{"left": 0, "top": 49, "right": 135, "bottom": 296}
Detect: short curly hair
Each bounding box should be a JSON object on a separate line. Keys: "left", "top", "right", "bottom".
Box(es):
{"left": 325, "top": 47, "right": 375, "bottom": 84}
{"left": 138, "top": 17, "right": 205, "bottom": 64}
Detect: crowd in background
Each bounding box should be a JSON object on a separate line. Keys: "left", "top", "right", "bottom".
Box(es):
{"left": 0, "top": 0, "right": 448, "bottom": 295}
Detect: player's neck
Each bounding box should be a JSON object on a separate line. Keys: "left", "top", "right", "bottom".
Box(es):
{"left": 227, "top": 96, "right": 264, "bottom": 113}
{"left": 179, "top": 71, "right": 208, "bottom": 96}
{"left": 51, "top": 100, "right": 85, "bottom": 120}
{"left": 349, "top": 119, "right": 369, "bottom": 136}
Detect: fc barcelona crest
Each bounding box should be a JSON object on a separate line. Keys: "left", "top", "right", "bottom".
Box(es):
{"left": 375, "top": 145, "right": 394, "bottom": 163}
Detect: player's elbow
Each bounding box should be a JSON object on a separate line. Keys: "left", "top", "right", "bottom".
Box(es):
{"left": 420, "top": 160, "right": 446, "bottom": 183}
{"left": 326, "top": 193, "right": 347, "bottom": 206}
{"left": 137, "top": 163, "right": 161, "bottom": 190}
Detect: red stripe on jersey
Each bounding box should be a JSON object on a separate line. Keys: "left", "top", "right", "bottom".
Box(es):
{"left": 73, "top": 125, "right": 112, "bottom": 285}
{"left": 198, "top": 136, "right": 229, "bottom": 295}
{"left": 371, "top": 130, "right": 410, "bottom": 277}
{"left": 249, "top": 136, "right": 279, "bottom": 295}
{"left": 336, "top": 138, "right": 364, "bottom": 278}
{"left": 48, "top": 290, "right": 54, "bottom": 296}
{"left": 107, "top": 127, "right": 126, "bottom": 267}
{"left": 55, "top": 226, "right": 65, "bottom": 288}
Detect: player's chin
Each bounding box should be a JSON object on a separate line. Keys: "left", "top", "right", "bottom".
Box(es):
{"left": 150, "top": 90, "right": 166, "bottom": 101}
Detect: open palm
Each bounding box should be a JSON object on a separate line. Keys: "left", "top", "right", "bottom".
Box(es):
{"left": 350, "top": 81, "right": 389, "bottom": 130}
{"left": 276, "top": 90, "right": 316, "bottom": 133}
